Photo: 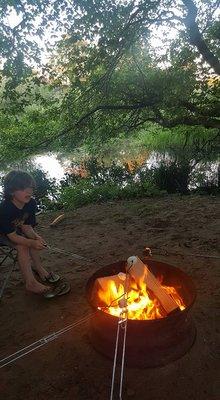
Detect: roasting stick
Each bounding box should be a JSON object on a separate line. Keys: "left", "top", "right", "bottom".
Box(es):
{"left": 0, "top": 312, "right": 98, "bottom": 369}
{"left": 44, "top": 244, "right": 94, "bottom": 265}
{"left": 119, "top": 272, "right": 129, "bottom": 400}
{"left": 110, "top": 269, "right": 129, "bottom": 400}
{"left": 110, "top": 317, "right": 121, "bottom": 400}
{"left": 144, "top": 246, "right": 220, "bottom": 260}
{"left": 110, "top": 298, "right": 128, "bottom": 400}
{"left": 0, "top": 291, "right": 128, "bottom": 369}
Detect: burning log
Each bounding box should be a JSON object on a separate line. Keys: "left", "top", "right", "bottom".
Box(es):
{"left": 92, "top": 257, "right": 184, "bottom": 320}
{"left": 91, "top": 272, "right": 130, "bottom": 307}
{"left": 86, "top": 259, "right": 197, "bottom": 367}
{"left": 127, "top": 256, "right": 179, "bottom": 314}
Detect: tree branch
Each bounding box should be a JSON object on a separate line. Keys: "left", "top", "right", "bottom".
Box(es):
{"left": 182, "top": 0, "right": 220, "bottom": 74}
{"left": 17, "top": 101, "right": 220, "bottom": 153}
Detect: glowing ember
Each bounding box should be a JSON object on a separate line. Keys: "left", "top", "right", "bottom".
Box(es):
{"left": 97, "top": 276, "right": 185, "bottom": 320}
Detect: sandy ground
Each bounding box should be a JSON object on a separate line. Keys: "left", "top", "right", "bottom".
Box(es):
{"left": 0, "top": 194, "right": 219, "bottom": 400}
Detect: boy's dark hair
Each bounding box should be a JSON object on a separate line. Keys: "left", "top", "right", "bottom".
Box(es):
{"left": 3, "top": 170, "right": 36, "bottom": 200}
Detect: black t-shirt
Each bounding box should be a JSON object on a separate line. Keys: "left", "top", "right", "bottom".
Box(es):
{"left": 0, "top": 198, "right": 37, "bottom": 235}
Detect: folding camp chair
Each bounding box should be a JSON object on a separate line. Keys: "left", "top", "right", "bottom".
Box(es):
{"left": 0, "top": 238, "right": 17, "bottom": 299}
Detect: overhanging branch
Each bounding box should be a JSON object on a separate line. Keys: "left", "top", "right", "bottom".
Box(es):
{"left": 182, "top": 0, "right": 220, "bottom": 74}
{"left": 17, "top": 102, "right": 220, "bottom": 152}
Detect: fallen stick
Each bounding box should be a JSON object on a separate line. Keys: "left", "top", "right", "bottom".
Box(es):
{"left": 49, "top": 214, "right": 65, "bottom": 227}
{"left": 127, "top": 256, "right": 179, "bottom": 314}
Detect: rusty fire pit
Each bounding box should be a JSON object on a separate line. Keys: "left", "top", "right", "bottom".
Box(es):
{"left": 86, "top": 258, "right": 196, "bottom": 368}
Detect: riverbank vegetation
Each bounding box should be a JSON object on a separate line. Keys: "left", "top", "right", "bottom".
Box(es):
{"left": 0, "top": 0, "right": 219, "bottom": 208}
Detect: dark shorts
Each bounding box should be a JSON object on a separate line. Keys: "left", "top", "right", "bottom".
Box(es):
{"left": 0, "top": 234, "right": 17, "bottom": 249}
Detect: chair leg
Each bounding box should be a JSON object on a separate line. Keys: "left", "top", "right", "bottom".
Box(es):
{"left": 0, "top": 248, "right": 17, "bottom": 266}
{"left": 0, "top": 260, "right": 16, "bottom": 300}
{"left": 0, "top": 246, "right": 18, "bottom": 299}
{"left": 0, "top": 253, "right": 10, "bottom": 266}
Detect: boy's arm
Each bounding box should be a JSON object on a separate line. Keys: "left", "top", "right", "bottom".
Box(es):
{"left": 21, "top": 225, "right": 47, "bottom": 245}
{"left": 21, "top": 199, "right": 46, "bottom": 245}
{"left": 7, "top": 231, "right": 45, "bottom": 250}
{"left": 21, "top": 224, "right": 38, "bottom": 239}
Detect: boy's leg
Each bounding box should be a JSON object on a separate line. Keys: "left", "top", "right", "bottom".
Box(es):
{"left": 29, "top": 248, "right": 50, "bottom": 280}
{"left": 17, "top": 245, "right": 50, "bottom": 293}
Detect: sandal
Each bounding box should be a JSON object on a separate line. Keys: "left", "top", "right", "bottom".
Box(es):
{"left": 43, "top": 281, "right": 71, "bottom": 299}
{"left": 57, "top": 281, "right": 71, "bottom": 296}
{"left": 42, "top": 272, "right": 61, "bottom": 284}
{"left": 34, "top": 270, "right": 61, "bottom": 284}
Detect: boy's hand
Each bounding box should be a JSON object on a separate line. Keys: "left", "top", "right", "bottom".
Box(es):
{"left": 35, "top": 234, "right": 47, "bottom": 247}
{"left": 31, "top": 239, "right": 46, "bottom": 250}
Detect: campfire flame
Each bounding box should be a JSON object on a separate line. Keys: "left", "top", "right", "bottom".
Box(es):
{"left": 97, "top": 277, "right": 185, "bottom": 320}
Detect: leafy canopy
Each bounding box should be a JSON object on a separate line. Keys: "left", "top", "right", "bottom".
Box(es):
{"left": 0, "top": 0, "right": 219, "bottom": 163}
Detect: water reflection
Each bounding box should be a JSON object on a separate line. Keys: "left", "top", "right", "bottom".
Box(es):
{"left": 32, "top": 154, "right": 69, "bottom": 181}
{"left": 0, "top": 152, "right": 219, "bottom": 198}
{"left": 0, "top": 154, "right": 69, "bottom": 196}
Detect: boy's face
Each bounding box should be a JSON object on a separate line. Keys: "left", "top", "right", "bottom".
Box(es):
{"left": 12, "top": 187, "right": 34, "bottom": 204}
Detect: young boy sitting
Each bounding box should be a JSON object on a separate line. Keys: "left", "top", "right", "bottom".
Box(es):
{"left": 0, "top": 170, "right": 63, "bottom": 297}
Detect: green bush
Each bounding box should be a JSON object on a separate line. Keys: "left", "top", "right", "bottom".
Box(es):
{"left": 152, "top": 161, "right": 191, "bottom": 194}
{"left": 59, "top": 178, "right": 163, "bottom": 209}
{"left": 190, "top": 162, "right": 219, "bottom": 195}
{"left": 30, "top": 168, "right": 58, "bottom": 202}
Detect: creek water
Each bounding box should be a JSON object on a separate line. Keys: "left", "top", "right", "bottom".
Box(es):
{"left": 0, "top": 152, "right": 219, "bottom": 197}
